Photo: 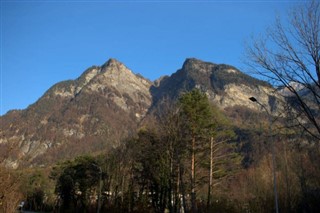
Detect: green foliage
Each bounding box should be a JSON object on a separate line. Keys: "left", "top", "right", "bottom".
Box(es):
{"left": 50, "top": 155, "right": 101, "bottom": 211}
{"left": 179, "top": 89, "right": 214, "bottom": 137}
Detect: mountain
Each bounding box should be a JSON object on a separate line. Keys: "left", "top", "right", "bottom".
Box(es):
{"left": 0, "top": 58, "right": 282, "bottom": 168}
{"left": 0, "top": 59, "right": 152, "bottom": 168}
{"left": 151, "top": 58, "right": 282, "bottom": 113}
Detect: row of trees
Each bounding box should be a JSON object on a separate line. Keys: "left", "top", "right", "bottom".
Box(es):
{"left": 49, "top": 89, "right": 241, "bottom": 212}
{"left": 46, "top": 90, "right": 320, "bottom": 213}
{"left": 2, "top": 91, "right": 320, "bottom": 213}
{"left": 3, "top": 88, "right": 318, "bottom": 213}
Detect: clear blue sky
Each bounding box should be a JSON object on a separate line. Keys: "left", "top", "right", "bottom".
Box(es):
{"left": 1, "top": 0, "right": 301, "bottom": 115}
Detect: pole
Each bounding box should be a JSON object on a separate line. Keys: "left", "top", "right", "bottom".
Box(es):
{"left": 269, "top": 112, "right": 279, "bottom": 213}
{"left": 271, "top": 135, "right": 279, "bottom": 213}
{"left": 249, "top": 97, "right": 279, "bottom": 213}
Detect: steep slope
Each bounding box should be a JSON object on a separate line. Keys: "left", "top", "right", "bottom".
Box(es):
{"left": 0, "top": 59, "right": 152, "bottom": 168}
{"left": 151, "top": 58, "right": 283, "bottom": 114}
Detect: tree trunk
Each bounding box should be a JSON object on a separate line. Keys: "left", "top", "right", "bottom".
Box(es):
{"left": 168, "top": 142, "right": 173, "bottom": 213}
{"left": 282, "top": 140, "right": 291, "bottom": 212}
{"left": 316, "top": 60, "right": 320, "bottom": 85}
{"left": 179, "top": 164, "right": 187, "bottom": 213}
{"left": 191, "top": 136, "right": 196, "bottom": 213}
{"left": 207, "top": 137, "right": 213, "bottom": 209}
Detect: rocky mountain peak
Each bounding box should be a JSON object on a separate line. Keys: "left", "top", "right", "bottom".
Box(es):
{"left": 101, "top": 58, "right": 130, "bottom": 74}
{"left": 92, "top": 58, "right": 151, "bottom": 90}
{"left": 96, "top": 58, "right": 150, "bottom": 89}
{"left": 182, "top": 58, "right": 216, "bottom": 73}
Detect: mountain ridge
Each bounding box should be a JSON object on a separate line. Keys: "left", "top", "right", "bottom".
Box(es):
{"left": 0, "top": 57, "right": 282, "bottom": 168}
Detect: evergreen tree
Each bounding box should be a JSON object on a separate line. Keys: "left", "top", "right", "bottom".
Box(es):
{"left": 178, "top": 89, "right": 214, "bottom": 212}
{"left": 50, "top": 156, "right": 102, "bottom": 212}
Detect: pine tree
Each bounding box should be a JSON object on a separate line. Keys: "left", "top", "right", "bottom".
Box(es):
{"left": 178, "top": 89, "right": 214, "bottom": 212}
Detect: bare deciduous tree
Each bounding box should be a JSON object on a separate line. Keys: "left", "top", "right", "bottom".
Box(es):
{"left": 0, "top": 166, "right": 22, "bottom": 213}
{"left": 245, "top": 0, "right": 320, "bottom": 140}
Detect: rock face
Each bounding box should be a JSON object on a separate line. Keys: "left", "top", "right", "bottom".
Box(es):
{"left": 0, "top": 58, "right": 283, "bottom": 168}
{"left": 152, "top": 58, "right": 283, "bottom": 114}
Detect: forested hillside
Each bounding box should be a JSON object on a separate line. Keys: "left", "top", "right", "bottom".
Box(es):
{"left": 1, "top": 88, "right": 319, "bottom": 212}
